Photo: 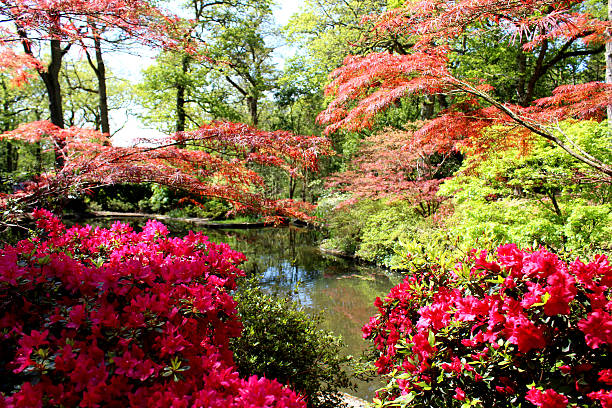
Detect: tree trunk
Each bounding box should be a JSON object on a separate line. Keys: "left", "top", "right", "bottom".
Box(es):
{"left": 437, "top": 94, "right": 448, "bottom": 110}
{"left": 94, "top": 35, "right": 110, "bottom": 137}
{"left": 35, "top": 142, "right": 43, "bottom": 174}
{"left": 247, "top": 95, "right": 258, "bottom": 127}
{"left": 41, "top": 39, "right": 65, "bottom": 129}
{"left": 288, "top": 175, "right": 295, "bottom": 200}
{"left": 84, "top": 22, "right": 110, "bottom": 142}
{"left": 176, "top": 55, "right": 190, "bottom": 134}
{"left": 6, "top": 142, "right": 17, "bottom": 172}
{"left": 39, "top": 38, "right": 65, "bottom": 168}
{"left": 302, "top": 169, "right": 308, "bottom": 203}
{"left": 420, "top": 94, "right": 435, "bottom": 119}
{"left": 516, "top": 44, "right": 528, "bottom": 106}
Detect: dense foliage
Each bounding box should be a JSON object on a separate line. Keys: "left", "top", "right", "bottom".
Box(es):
{"left": 0, "top": 1, "right": 611, "bottom": 407}
{"left": 438, "top": 120, "right": 612, "bottom": 256}
{"left": 231, "top": 283, "right": 353, "bottom": 408}
{"left": 0, "top": 210, "right": 305, "bottom": 407}
{"left": 363, "top": 245, "right": 612, "bottom": 407}
{"left": 318, "top": 199, "right": 443, "bottom": 267}
{"left": 317, "top": 0, "right": 611, "bottom": 177}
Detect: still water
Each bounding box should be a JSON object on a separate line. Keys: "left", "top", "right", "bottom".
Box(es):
{"left": 83, "top": 218, "right": 400, "bottom": 400}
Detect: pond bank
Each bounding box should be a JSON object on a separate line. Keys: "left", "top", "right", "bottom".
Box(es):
{"left": 88, "top": 211, "right": 268, "bottom": 229}
{"left": 340, "top": 392, "right": 369, "bottom": 407}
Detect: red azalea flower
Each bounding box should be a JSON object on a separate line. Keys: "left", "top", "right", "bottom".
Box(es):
{"left": 526, "top": 388, "right": 568, "bottom": 408}
{"left": 579, "top": 310, "right": 612, "bottom": 349}
{"left": 543, "top": 270, "right": 576, "bottom": 316}
{"left": 588, "top": 390, "right": 612, "bottom": 408}
{"left": 599, "top": 369, "right": 612, "bottom": 385}
{"left": 454, "top": 387, "right": 466, "bottom": 401}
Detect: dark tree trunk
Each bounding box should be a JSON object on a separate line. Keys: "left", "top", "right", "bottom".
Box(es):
{"left": 41, "top": 39, "right": 65, "bottom": 130}
{"left": 516, "top": 45, "right": 528, "bottom": 107}
{"left": 84, "top": 23, "right": 110, "bottom": 142}
{"left": 94, "top": 35, "right": 110, "bottom": 137}
{"left": 19, "top": 19, "right": 68, "bottom": 169}
{"left": 288, "top": 175, "right": 295, "bottom": 200}
{"left": 40, "top": 39, "right": 66, "bottom": 168}
{"left": 176, "top": 55, "right": 190, "bottom": 133}
{"left": 6, "top": 142, "right": 17, "bottom": 172}
{"left": 437, "top": 94, "right": 448, "bottom": 110}
{"left": 247, "top": 95, "right": 258, "bottom": 127}
{"left": 420, "top": 94, "right": 435, "bottom": 119}
{"left": 35, "top": 142, "right": 43, "bottom": 174}
{"left": 302, "top": 170, "right": 308, "bottom": 203}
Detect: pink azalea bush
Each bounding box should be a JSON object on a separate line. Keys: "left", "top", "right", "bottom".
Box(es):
{"left": 363, "top": 245, "right": 612, "bottom": 408}
{"left": 0, "top": 209, "right": 305, "bottom": 407}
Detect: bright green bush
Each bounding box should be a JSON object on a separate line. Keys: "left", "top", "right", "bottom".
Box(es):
{"left": 321, "top": 120, "right": 610, "bottom": 269}
{"left": 319, "top": 198, "right": 444, "bottom": 269}
{"left": 166, "top": 199, "right": 230, "bottom": 220}
{"left": 439, "top": 120, "right": 612, "bottom": 257}
{"left": 355, "top": 201, "right": 428, "bottom": 267}
{"left": 231, "top": 283, "right": 354, "bottom": 408}
{"left": 321, "top": 200, "right": 448, "bottom": 269}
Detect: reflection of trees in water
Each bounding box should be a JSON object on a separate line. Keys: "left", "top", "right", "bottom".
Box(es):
{"left": 205, "top": 227, "right": 346, "bottom": 293}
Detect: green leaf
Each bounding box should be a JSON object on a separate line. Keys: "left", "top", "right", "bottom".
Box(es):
{"left": 428, "top": 330, "right": 435, "bottom": 346}
{"left": 37, "top": 254, "right": 51, "bottom": 265}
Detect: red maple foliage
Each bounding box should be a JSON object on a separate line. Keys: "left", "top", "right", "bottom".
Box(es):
{"left": 0, "top": 121, "right": 333, "bottom": 222}
{"left": 0, "top": 0, "right": 190, "bottom": 56}
{"left": 317, "top": 0, "right": 612, "bottom": 177}
{"left": 0, "top": 0, "right": 199, "bottom": 142}
{"left": 327, "top": 127, "right": 454, "bottom": 216}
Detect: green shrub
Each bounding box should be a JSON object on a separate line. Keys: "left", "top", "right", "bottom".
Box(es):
{"left": 355, "top": 201, "right": 429, "bottom": 267}
{"left": 166, "top": 200, "right": 230, "bottom": 220}
{"left": 438, "top": 120, "right": 612, "bottom": 257}
{"left": 231, "top": 282, "right": 354, "bottom": 408}
{"left": 320, "top": 197, "right": 443, "bottom": 269}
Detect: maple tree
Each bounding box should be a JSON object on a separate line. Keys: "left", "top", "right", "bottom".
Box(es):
{"left": 326, "top": 126, "right": 459, "bottom": 216}
{"left": 317, "top": 0, "right": 612, "bottom": 178}
{"left": 0, "top": 0, "right": 193, "bottom": 166}
{"left": 0, "top": 1, "right": 335, "bottom": 223}
{"left": 0, "top": 0, "right": 187, "bottom": 123}
{"left": 0, "top": 120, "right": 332, "bottom": 221}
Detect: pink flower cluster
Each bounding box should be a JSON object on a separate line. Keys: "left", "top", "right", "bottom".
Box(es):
{"left": 0, "top": 209, "right": 305, "bottom": 407}
{"left": 363, "top": 244, "right": 612, "bottom": 407}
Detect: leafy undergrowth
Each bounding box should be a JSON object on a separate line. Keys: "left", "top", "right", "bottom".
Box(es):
{"left": 0, "top": 209, "right": 304, "bottom": 407}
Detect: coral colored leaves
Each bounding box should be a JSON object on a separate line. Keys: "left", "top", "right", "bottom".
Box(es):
{"left": 0, "top": 120, "right": 332, "bottom": 223}
{"left": 364, "top": 244, "right": 611, "bottom": 407}
{"left": 0, "top": 210, "right": 305, "bottom": 407}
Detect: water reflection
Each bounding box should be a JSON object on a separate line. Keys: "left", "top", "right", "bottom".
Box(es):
{"left": 80, "top": 218, "right": 400, "bottom": 400}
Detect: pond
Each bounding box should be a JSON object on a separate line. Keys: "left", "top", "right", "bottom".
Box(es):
{"left": 80, "top": 217, "right": 401, "bottom": 401}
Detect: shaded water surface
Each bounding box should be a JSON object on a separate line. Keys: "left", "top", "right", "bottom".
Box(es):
{"left": 82, "top": 217, "right": 400, "bottom": 400}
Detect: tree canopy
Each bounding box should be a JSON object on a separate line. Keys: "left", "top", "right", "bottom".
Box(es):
{"left": 317, "top": 0, "right": 612, "bottom": 177}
